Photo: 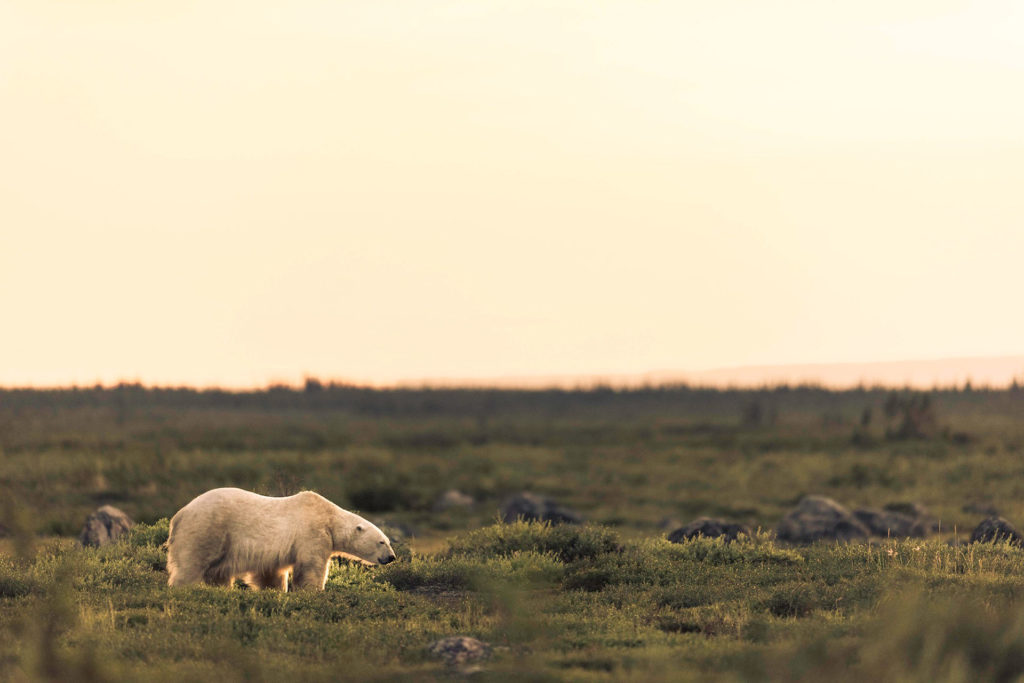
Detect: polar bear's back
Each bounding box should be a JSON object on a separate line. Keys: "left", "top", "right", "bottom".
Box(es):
{"left": 169, "top": 488, "right": 331, "bottom": 553}
{"left": 167, "top": 488, "right": 338, "bottom": 585}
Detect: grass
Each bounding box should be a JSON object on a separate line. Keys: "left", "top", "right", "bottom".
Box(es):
{"left": 3, "top": 384, "right": 1024, "bottom": 679}
{"left": 4, "top": 522, "right": 1024, "bottom": 680}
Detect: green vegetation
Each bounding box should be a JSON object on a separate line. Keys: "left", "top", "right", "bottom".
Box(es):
{"left": 4, "top": 522, "right": 1024, "bottom": 681}
{"left": 2, "top": 383, "right": 1024, "bottom": 679}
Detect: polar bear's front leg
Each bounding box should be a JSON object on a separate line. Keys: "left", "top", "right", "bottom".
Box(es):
{"left": 292, "top": 556, "right": 331, "bottom": 590}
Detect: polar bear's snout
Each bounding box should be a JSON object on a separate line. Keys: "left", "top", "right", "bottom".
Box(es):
{"left": 379, "top": 551, "right": 397, "bottom": 565}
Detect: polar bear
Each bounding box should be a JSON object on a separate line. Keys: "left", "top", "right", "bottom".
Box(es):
{"left": 166, "top": 487, "right": 396, "bottom": 591}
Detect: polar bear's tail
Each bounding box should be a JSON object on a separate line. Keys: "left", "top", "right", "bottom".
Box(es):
{"left": 161, "top": 519, "right": 172, "bottom": 552}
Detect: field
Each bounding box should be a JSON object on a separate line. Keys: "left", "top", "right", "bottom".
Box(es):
{"left": 2, "top": 384, "right": 1024, "bottom": 681}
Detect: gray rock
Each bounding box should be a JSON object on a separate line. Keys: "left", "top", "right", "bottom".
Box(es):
{"left": 969, "top": 516, "right": 1024, "bottom": 546}
{"left": 434, "top": 489, "right": 475, "bottom": 512}
{"left": 882, "top": 502, "right": 929, "bottom": 519}
{"left": 853, "top": 502, "right": 938, "bottom": 538}
{"left": 78, "top": 505, "right": 133, "bottom": 547}
{"left": 500, "top": 492, "right": 582, "bottom": 525}
{"left": 667, "top": 517, "right": 752, "bottom": 543}
{"left": 428, "top": 636, "right": 492, "bottom": 667}
{"left": 775, "top": 495, "right": 869, "bottom": 543}
{"left": 854, "top": 509, "right": 915, "bottom": 537}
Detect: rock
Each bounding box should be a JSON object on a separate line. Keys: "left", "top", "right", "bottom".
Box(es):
{"left": 886, "top": 502, "right": 940, "bottom": 535}
{"left": 854, "top": 509, "right": 915, "bottom": 537}
{"left": 434, "top": 489, "right": 475, "bottom": 512}
{"left": 882, "top": 502, "right": 929, "bottom": 519}
{"left": 428, "top": 636, "right": 492, "bottom": 667}
{"left": 853, "top": 502, "right": 938, "bottom": 538}
{"left": 78, "top": 505, "right": 133, "bottom": 547}
{"left": 775, "top": 495, "right": 869, "bottom": 543}
{"left": 500, "top": 492, "right": 582, "bottom": 525}
{"left": 969, "top": 516, "right": 1024, "bottom": 546}
{"left": 667, "top": 517, "right": 752, "bottom": 543}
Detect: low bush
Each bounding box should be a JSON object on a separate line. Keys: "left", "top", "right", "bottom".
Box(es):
{"left": 379, "top": 551, "right": 563, "bottom": 592}
{"left": 763, "top": 583, "right": 821, "bottom": 618}
{"left": 126, "top": 518, "right": 170, "bottom": 548}
{"left": 0, "top": 555, "right": 38, "bottom": 598}
{"left": 446, "top": 521, "right": 621, "bottom": 563}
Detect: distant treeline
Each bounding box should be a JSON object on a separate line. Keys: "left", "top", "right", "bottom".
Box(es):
{"left": 1, "top": 380, "right": 1021, "bottom": 419}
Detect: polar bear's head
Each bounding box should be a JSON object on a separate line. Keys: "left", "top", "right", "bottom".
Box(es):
{"left": 348, "top": 520, "right": 397, "bottom": 565}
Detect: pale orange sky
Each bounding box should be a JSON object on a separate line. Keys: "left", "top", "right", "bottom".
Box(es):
{"left": 2, "top": 1, "right": 1023, "bottom": 387}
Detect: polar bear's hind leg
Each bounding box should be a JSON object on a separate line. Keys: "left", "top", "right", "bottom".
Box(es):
{"left": 255, "top": 568, "right": 290, "bottom": 590}
{"left": 202, "top": 558, "right": 236, "bottom": 587}
{"left": 167, "top": 557, "right": 205, "bottom": 587}
{"left": 167, "top": 525, "right": 209, "bottom": 586}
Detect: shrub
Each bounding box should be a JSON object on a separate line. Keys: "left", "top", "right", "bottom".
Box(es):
{"left": 446, "top": 521, "right": 621, "bottom": 563}
{"left": 126, "top": 519, "right": 170, "bottom": 548}
{"left": 560, "top": 535, "right": 803, "bottom": 593}
{"left": 326, "top": 560, "right": 394, "bottom": 594}
{"left": 377, "top": 555, "right": 476, "bottom": 591}
{"left": 0, "top": 556, "right": 38, "bottom": 598}
{"left": 763, "top": 584, "right": 820, "bottom": 618}
{"left": 883, "top": 392, "right": 939, "bottom": 440}
{"left": 379, "top": 552, "right": 563, "bottom": 592}
{"left": 660, "top": 533, "right": 803, "bottom": 566}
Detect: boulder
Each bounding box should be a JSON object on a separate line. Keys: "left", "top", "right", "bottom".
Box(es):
{"left": 434, "top": 489, "right": 475, "bottom": 512}
{"left": 969, "top": 516, "right": 1024, "bottom": 546}
{"left": 667, "top": 517, "right": 752, "bottom": 543}
{"left": 775, "top": 495, "right": 869, "bottom": 543}
{"left": 428, "top": 636, "right": 492, "bottom": 667}
{"left": 853, "top": 502, "right": 938, "bottom": 538}
{"left": 882, "top": 502, "right": 929, "bottom": 519}
{"left": 500, "top": 492, "right": 582, "bottom": 525}
{"left": 78, "top": 505, "right": 133, "bottom": 547}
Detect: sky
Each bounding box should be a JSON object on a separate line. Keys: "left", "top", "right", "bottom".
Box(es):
{"left": 2, "top": 1, "right": 1023, "bottom": 387}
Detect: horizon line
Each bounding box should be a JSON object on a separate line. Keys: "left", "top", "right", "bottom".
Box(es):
{"left": 4, "top": 353, "right": 1023, "bottom": 393}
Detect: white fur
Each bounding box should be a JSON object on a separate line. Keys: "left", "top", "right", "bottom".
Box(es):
{"left": 166, "top": 488, "right": 395, "bottom": 591}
